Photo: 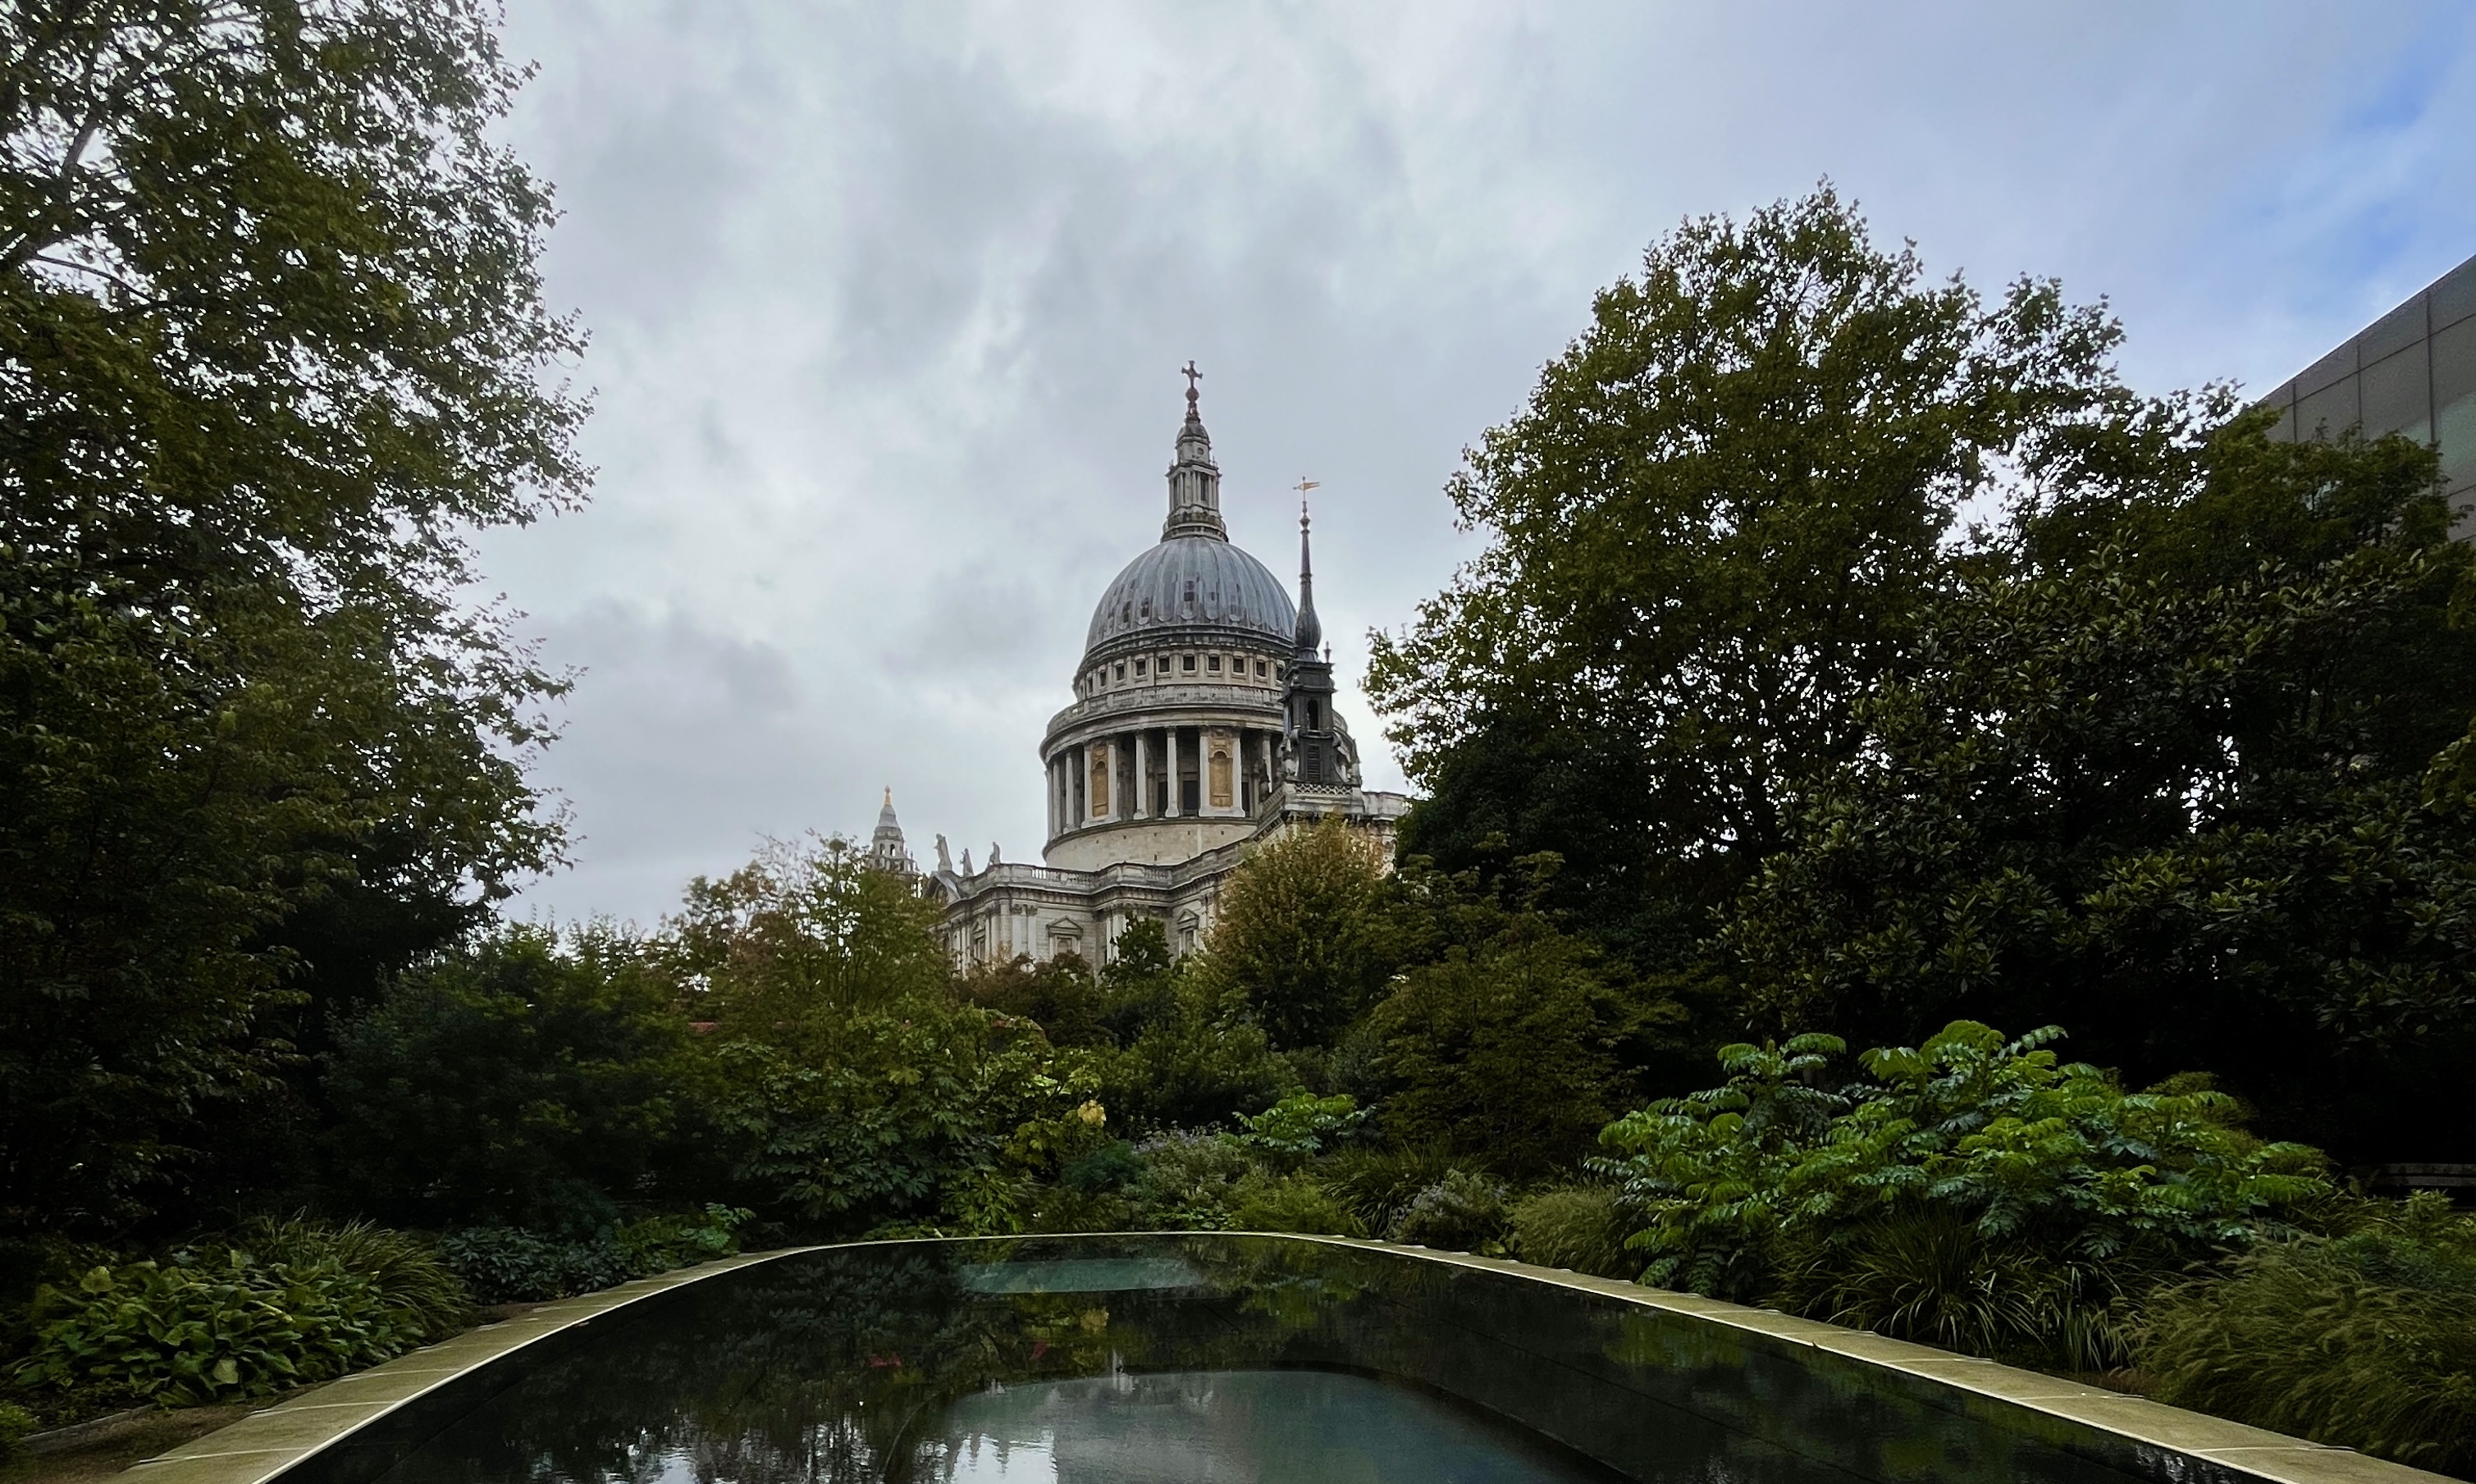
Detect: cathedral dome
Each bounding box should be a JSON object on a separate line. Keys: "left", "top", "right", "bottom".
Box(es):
{"left": 1084, "top": 534, "right": 1296, "bottom": 660}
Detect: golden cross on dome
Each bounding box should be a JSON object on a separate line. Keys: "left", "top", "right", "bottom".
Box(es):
{"left": 1181, "top": 360, "right": 1201, "bottom": 396}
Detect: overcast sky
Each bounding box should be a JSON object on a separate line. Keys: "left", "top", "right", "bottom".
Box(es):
{"left": 479, "top": 0, "right": 2476, "bottom": 928}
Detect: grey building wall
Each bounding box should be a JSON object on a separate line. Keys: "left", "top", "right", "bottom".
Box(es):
{"left": 2257, "top": 252, "right": 2476, "bottom": 522}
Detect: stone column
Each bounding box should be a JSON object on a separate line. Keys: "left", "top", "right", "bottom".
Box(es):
{"left": 1076, "top": 743, "right": 1089, "bottom": 826}
{"left": 1164, "top": 728, "right": 1181, "bottom": 817}
{"left": 1259, "top": 733, "right": 1276, "bottom": 808}
{"left": 1105, "top": 736, "right": 1122, "bottom": 820}
{"left": 1133, "top": 732, "right": 1149, "bottom": 819}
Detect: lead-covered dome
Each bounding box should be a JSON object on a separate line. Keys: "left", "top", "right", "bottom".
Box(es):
{"left": 1084, "top": 535, "right": 1296, "bottom": 659}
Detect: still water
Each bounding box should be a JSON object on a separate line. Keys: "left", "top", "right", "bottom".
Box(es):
{"left": 282, "top": 1235, "right": 2197, "bottom": 1484}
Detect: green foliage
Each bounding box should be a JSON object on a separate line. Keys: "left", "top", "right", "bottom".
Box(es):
{"left": 1508, "top": 1187, "right": 1633, "bottom": 1278}
{"left": 0, "top": 1400, "right": 32, "bottom": 1458}
{"left": 14, "top": 1238, "right": 462, "bottom": 1407}
{"left": 668, "top": 835, "right": 952, "bottom": 1032}
{"left": 2, "top": 0, "right": 585, "bottom": 1239}
{"left": 1724, "top": 422, "right": 2476, "bottom": 1156}
{"left": 322, "top": 925, "right": 699, "bottom": 1233}
{"left": 1229, "top": 1175, "right": 1363, "bottom": 1237}
{"left": 234, "top": 1218, "right": 469, "bottom": 1340}
{"left": 1773, "top": 1208, "right": 2139, "bottom": 1372}
{"left": 1388, "top": 1171, "right": 1512, "bottom": 1253}
{"left": 1364, "top": 919, "right": 1656, "bottom": 1180}
{"left": 1318, "top": 1146, "right": 1464, "bottom": 1240}
{"left": 436, "top": 1228, "right": 629, "bottom": 1306}
{"left": 2140, "top": 1194, "right": 2476, "bottom": 1473}
{"left": 1598, "top": 1021, "right": 2330, "bottom": 1364}
{"left": 1126, "top": 1134, "right": 1263, "bottom": 1231}
{"left": 1095, "top": 967, "right": 1294, "bottom": 1135}
{"left": 436, "top": 1206, "right": 747, "bottom": 1304}
{"left": 1204, "top": 818, "right": 1402, "bottom": 1048}
{"left": 1368, "top": 185, "right": 2131, "bottom": 961}
{"left": 1236, "top": 1094, "right": 1368, "bottom": 1165}
{"left": 960, "top": 952, "right": 1109, "bottom": 1048}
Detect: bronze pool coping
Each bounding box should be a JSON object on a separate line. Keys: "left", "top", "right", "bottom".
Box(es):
{"left": 116, "top": 1249, "right": 806, "bottom": 1484}
{"left": 1296, "top": 1237, "right": 2450, "bottom": 1484}
{"left": 127, "top": 1234, "right": 2451, "bottom": 1484}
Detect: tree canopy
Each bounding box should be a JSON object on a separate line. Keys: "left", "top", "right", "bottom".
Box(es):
{"left": 1, "top": 0, "right": 587, "bottom": 1239}
{"left": 1370, "top": 185, "right": 2132, "bottom": 958}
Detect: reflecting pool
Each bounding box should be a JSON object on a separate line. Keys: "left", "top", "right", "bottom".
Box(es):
{"left": 281, "top": 1235, "right": 2232, "bottom": 1484}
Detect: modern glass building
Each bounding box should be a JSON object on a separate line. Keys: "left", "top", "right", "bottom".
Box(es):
{"left": 2257, "top": 250, "right": 2476, "bottom": 523}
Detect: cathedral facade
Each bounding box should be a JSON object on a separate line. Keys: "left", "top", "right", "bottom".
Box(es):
{"left": 894, "top": 384, "right": 1407, "bottom": 966}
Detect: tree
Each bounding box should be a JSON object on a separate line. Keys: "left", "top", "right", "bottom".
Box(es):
{"left": 1, "top": 1, "right": 587, "bottom": 1237}
{"left": 660, "top": 838, "right": 1096, "bottom": 1235}
{"left": 1367, "top": 185, "right": 2131, "bottom": 963}
{"left": 664, "top": 835, "right": 952, "bottom": 1041}
{"left": 1362, "top": 925, "right": 1634, "bottom": 1180}
{"left": 322, "top": 925, "right": 701, "bottom": 1234}
{"left": 1722, "top": 420, "right": 2476, "bottom": 1158}
{"left": 1204, "top": 815, "right": 1401, "bottom": 1049}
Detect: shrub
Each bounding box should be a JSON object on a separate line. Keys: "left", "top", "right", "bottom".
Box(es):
{"left": 14, "top": 1244, "right": 453, "bottom": 1406}
{"left": 436, "top": 1227, "right": 630, "bottom": 1304}
{"left": 1230, "top": 1175, "right": 1364, "bottom": 1237}
{"left": 436, "top": 1207, "right": 748, "bottom": 1305}
{"left": 1772, "top": 1209, "right": 2136, "bottom": 1371}
{"left": 1128, "top": 1133, "right": 1262, "bottom": 1230}
{"left": 237, "top": 1217, "right": 470, "bottom": 1338}
{"left": 1597, "top": 1021, "right": 2331, "bottom": 1366}
{"left": 2140, "top": 1194, "right": 2476, "bottom": 1473}
{"left": 1509, "top": 1186, "right": 1633, "bottom": 1278}
{"left": 1362, "top": 928, "right": 1642, "bottom": 1180}
{"left": 614, "top": 1206, "right": 751, "bottom": 1274}
{"left": 0, "top": 1400, "right": 35, "bottom": 1458}
{"left": 1389, "top": 1171, "right": 1512, "bottom": 1253}
{"left": 1318, "top": 1145, "right": 1461, "bottom": 1239}
{"left": 1059, "top": 1140, "right": 1145, "bottom": 1195}
{"left": 1098, "top": 975, "right": 1295, "bottom": 1135}
{"left": 1236, "top": 1094, "right": 1369, "bottom": 1166}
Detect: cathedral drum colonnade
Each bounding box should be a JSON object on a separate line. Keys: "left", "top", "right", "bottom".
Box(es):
{"left": 907, "top": 376, "right": 1407, "bottom": 966}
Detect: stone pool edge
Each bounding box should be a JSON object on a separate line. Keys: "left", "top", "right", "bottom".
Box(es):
{"left": 112, "top": 1248, "right": 819, "bottom": 1484}
{"left": 1285, "top": 1235, "right": 2448, "bottom": 1484}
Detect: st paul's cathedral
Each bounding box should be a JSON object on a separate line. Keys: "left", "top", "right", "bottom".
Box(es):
{"left": 863, "top": 380, "right": 1408, "bottom": 966}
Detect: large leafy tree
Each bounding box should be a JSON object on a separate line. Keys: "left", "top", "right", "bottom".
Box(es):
{"left": 1369, "top": 186, "right": 2130, "bottom": 964}
{"left": 1723, "top": 419, "right": 2476, "bottom": 1158}
{"left": 1204, "top": 815, "right": 1402, "bottom": 1050}
{"left": 323, "top": 925, "right": 701, "bottom": 1234}
{"left": 1, "top": 1, "right": 587, "bottom": 1237}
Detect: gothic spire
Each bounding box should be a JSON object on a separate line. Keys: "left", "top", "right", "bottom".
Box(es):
{"left": 1294, "top": 501, "right": 1323, "bottom": 655}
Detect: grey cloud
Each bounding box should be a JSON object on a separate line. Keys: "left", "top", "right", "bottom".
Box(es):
{"left": 486, "top": 0, "right": 2476, "bottom": 927}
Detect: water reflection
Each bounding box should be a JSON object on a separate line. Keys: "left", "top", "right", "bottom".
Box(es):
{"left": 925, "top": 1371, "right": 1610, "bottom": 1482}
{"left": 290, "top": 1236, "right": 2195, "bottom": 1484}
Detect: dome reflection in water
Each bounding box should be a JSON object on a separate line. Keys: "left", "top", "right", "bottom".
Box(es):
{"left": 927, "top": 1371, "right": 1609, "bottom": 1482}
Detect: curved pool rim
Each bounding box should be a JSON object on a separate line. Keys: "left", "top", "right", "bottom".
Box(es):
{"left": 118, "top": 1232, "right": 2447, "bottom": 1484}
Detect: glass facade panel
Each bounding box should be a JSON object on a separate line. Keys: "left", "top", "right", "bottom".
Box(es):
{"left": 2436, "top": 313, "right": 2476, "bottom": 493}
{"left": 2360, "top": 343, "right": 2431, "bottom": 444}
{"left": 2362, "top": 295, "right": 2428, "bottom": 363}
{"left": 2296, "top": 340, "right": 2357, "bottom": 397}
{"left": 2435, "top": 253, "right": 2476, "bottom": 332}
{"left": 2296, "top": 374, "right": 2358, "bottom": 440}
